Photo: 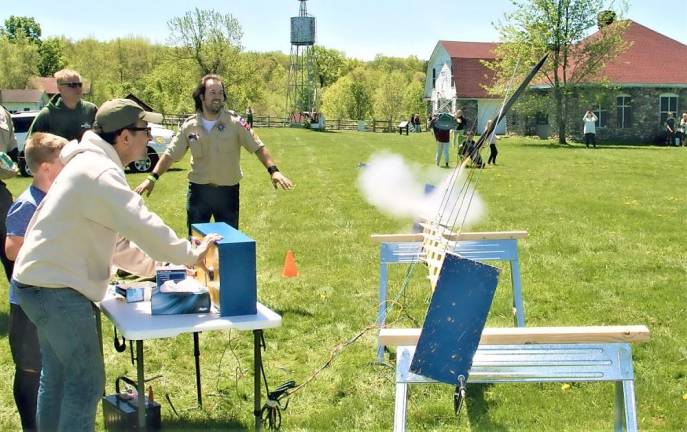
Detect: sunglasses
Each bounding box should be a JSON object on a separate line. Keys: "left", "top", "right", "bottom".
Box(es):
{"left": 60, "top": 82, "right": 83, "bottom": 88}
{"left": 127, "top": 127, "right": 152, "bottom": 136}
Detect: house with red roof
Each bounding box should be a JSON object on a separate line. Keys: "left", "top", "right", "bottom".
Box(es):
{"left": 426, "top": 20, "right": 687, "bottom": 143}
{"left": 0, "top": 89, "right": 49, "bottom": 113}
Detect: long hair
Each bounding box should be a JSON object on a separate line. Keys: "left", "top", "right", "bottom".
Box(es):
{"left": 192, "top": 74, "right": 226, "bottom": 112}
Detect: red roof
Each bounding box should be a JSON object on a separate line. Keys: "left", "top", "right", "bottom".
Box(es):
{"left": 439, "top": 41, "right": 498, "bottom": 59}
{"left": 0, "top": 89, "right": 46, "bottom": 103}
{"left": 597, "top": 21, "right": 687, "bottom": 85}
{"left": 439, "top": 41, "right": 499, "bottom": 98}
{"left": 28, "top": 77, "right": 60, "bottom": 94}
{"left": 440, "top": 21, "right": 687, "bottom": 97}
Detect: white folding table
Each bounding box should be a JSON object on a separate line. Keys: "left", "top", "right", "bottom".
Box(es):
{"left": 99, "top": 292, "right": 282, "bottom": 430}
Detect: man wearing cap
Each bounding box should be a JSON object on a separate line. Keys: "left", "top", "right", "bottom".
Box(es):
{"left": 0, "top": 105, "right": 18, "bottom": 281}
{"left": 28, "top": 69, "right": 97, "bottom": 141}
{"left": 135, "top": 74, "right": 293, "bottom": 234}
{"left": 13, "top": 99, "right": 221, "bottom": 431}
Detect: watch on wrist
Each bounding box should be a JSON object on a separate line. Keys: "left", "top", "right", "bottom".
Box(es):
{"left": 267, "top": 165, "right": 279, "bottom": 175}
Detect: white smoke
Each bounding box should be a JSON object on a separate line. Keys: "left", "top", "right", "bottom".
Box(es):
{"left": 357, "top": 153, "right": 486, "bottom": 229}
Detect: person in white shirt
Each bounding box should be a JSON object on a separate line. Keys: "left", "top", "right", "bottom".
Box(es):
{"left": 583, "top": 110, "right": 598, "bottom": 148}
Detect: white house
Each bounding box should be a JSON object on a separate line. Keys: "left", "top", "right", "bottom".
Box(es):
{"left": 424, "top": 41, "right": 506, "bottom": 134}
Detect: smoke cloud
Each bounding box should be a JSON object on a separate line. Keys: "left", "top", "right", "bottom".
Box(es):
{"left": 357, "top": 153, "right": 486, "bottom": 229}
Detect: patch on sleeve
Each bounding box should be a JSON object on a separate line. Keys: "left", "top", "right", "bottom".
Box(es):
{"left": 238, "top": 116, "right": 252, "bottom": 131}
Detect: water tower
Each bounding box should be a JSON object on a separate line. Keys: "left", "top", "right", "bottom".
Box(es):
{"left": 286, "top": 0, "right": 317, "bottom": 123}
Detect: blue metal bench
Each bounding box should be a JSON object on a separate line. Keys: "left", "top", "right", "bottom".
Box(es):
{"left": 372, "top": 231, "right": 528, "bottom": 363}
{"left": 380, "top": 326, "right": 650, "bottom": 432}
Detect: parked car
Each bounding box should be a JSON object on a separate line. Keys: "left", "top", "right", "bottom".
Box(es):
{"left": 9, "top": 111, "right": 38, "bottom": 176}
{"left": 127, "top": 122, "right": 175, "bottom": 173}
{"left": 10, "top": 112, "right": 174, "bottom": 176}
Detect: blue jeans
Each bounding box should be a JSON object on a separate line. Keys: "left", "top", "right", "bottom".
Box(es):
{"left": 15, "top": 284, "right": 104, "bottom": 432}
{"left": 436, "top": 141, "right": 450, "bottom": 165}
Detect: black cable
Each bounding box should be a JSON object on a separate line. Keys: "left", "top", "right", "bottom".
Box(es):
{"left": 260, "top": 380, "right": 296, "bottom": 431}
{"left": 113, "top": 327, "right": 126, "bottom": 353}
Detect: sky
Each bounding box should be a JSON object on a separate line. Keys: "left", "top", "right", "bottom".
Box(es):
{"left": 2, "top": 1, "right": 685, "bottom": 60}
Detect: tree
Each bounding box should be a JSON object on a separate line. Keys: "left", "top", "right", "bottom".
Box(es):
{"left": 402, "top": 79, "right": 426, "bottom": 119}
{"left": 372, "top": 71, "right": 405, "bottom": 121}
{"left": 167, "top": 8, "right": 243, "bottom": 76}
{"left": 487, "top": 0, "right": 629, "bottom": 144}
{"left": 2, "top": 16, "right": 41, "bottom": 44}
{"left": 321, "top": 72, "right": 372, "bottom": 120}
{"left": 0, "top": 33, "right": 39, "bottom": 88}
{"left": 38, "top": 37, "right": 66, "bottom": 76}
{"left": 312, "top": 46, "right": 348, "bottom": 87}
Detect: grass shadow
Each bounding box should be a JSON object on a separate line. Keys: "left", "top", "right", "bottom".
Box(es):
{"left": 465, "top": 383, "right": 508, "bottom": 431}
{"left": 161, "top": 416, "right": 247, "bottom": 431}
{"left": 518, "top": 142, "right": 673, "bottom": 150}
{"left": 273, "top": 307, "right": 314, "bottom": 318}
{"left": 0, "top": 309, "right": 8, "bottom": 337}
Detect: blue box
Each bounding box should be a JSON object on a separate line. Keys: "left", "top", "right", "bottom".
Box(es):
{"left": 151, "top": 286, "right": 211, "bottom": 315}
{"left": 114, "top": 282, "right": 153, "bottom": 303}
{"left": 192, "top": 222, "right": 257, "bottom": 317}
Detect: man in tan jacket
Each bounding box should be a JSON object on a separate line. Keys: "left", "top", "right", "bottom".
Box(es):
{"left": 13, "top": 99, "right": 220, "bottom": 431}
{"left": 135, "top": 74, "right": 292, "bottom": 234}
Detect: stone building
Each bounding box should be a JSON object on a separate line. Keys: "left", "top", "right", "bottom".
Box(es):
{"left": 428, "top": 21, "right": 687, "bottom": 143}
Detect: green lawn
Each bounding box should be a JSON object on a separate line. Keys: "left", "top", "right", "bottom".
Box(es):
{"left": 0, "top": 129, "right": 684, "bottom": 430}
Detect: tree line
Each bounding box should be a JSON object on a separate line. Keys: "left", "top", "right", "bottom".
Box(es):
{"left": 0, "top": 10, "right": 427, "bottom": 121}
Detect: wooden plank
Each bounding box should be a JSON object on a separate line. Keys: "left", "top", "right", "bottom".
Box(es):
{"left": 379, "top": 325, "right": 651, "bottom": 346}
{"left": 370, "top": 230, "right": 528, "bottom": 243}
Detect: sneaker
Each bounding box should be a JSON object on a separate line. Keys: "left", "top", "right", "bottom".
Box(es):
{"left": 444, "top": 163, "right": 449, "bottom": 168}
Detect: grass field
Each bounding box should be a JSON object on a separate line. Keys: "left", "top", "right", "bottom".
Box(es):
{"left": 0, "top": 128, "right": 684, "bottom": 431}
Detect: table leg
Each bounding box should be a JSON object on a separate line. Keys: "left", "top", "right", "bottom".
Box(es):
{"left": 193, "top": 332, "right": 203, "bottom": 408}
{"left": 254, "top": 329, "right": 263, "bottom": 431}
{"left": 136, "top": 340, "right": 146, "bottom": 429}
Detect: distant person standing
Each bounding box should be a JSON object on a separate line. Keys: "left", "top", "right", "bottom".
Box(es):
{"left": 679, "top": 112, "right": 687, "bottom": 146}
{"left": 452, "top": 109, "right": 466, "bottom": 149}
{"left": 486, "top": 120, "right": 498, "bottom": 165}
{"left": 246, "top": 106, "right": 254, "bottom": 128}
{"left": 582, "top": 110, "right": 598, "bottom": 148}
{"left": 28, "top": 69, "right": 97, "bottom": 141}
{"left": 430, "top": 115, "right": 451, "bottom": 167}
{"left": 413, "top": 114, "right": 421, "bottom": 133}
{"left": 665, "top": 112, "right": 676, "bottom": 146}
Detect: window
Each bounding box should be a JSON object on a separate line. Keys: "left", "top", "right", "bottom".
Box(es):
{"left": 616, "top": 95, "right": 632, "bottom": 128}
{"left": 592, "top": 104, "right": 606, "bottom": 128}
{"left": 659, "top": 94, "right": 678, "bottom": 125}
{"left": 432, "top": 68, "right": 436, "bottom": 89}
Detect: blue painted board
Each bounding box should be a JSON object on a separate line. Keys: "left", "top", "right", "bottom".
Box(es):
{"left": 192, "top": 222, "right": 257, "bottom": 317}
{"left": 410, "top": 253, "right": 499, "bottom": 385}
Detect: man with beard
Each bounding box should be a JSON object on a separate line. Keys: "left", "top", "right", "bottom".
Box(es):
{"left": 135, "top": 74, "right": 292, "bottom": 234}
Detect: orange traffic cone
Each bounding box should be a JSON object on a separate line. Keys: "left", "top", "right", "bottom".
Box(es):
{"left": 281, "top": 250, "right": 299, "bottom": 278}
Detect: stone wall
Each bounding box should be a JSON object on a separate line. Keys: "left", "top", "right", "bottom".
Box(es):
{"left": 509, "top": 87, "right": 687, "bottom": 144}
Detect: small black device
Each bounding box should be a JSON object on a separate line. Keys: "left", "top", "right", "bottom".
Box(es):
{"left": 102, "top": 376, "right": 161, "bottom": 431}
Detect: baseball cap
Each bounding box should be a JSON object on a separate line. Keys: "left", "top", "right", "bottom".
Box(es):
{"left": 94, "top": 99, "right": 163, "bottom": 133}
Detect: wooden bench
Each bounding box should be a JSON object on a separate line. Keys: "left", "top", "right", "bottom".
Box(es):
{"left": 379, "top": 326, "right": 650, "bottom": 432}
{"left": 371, "top": 231, "right": 528, "bottom": 362}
